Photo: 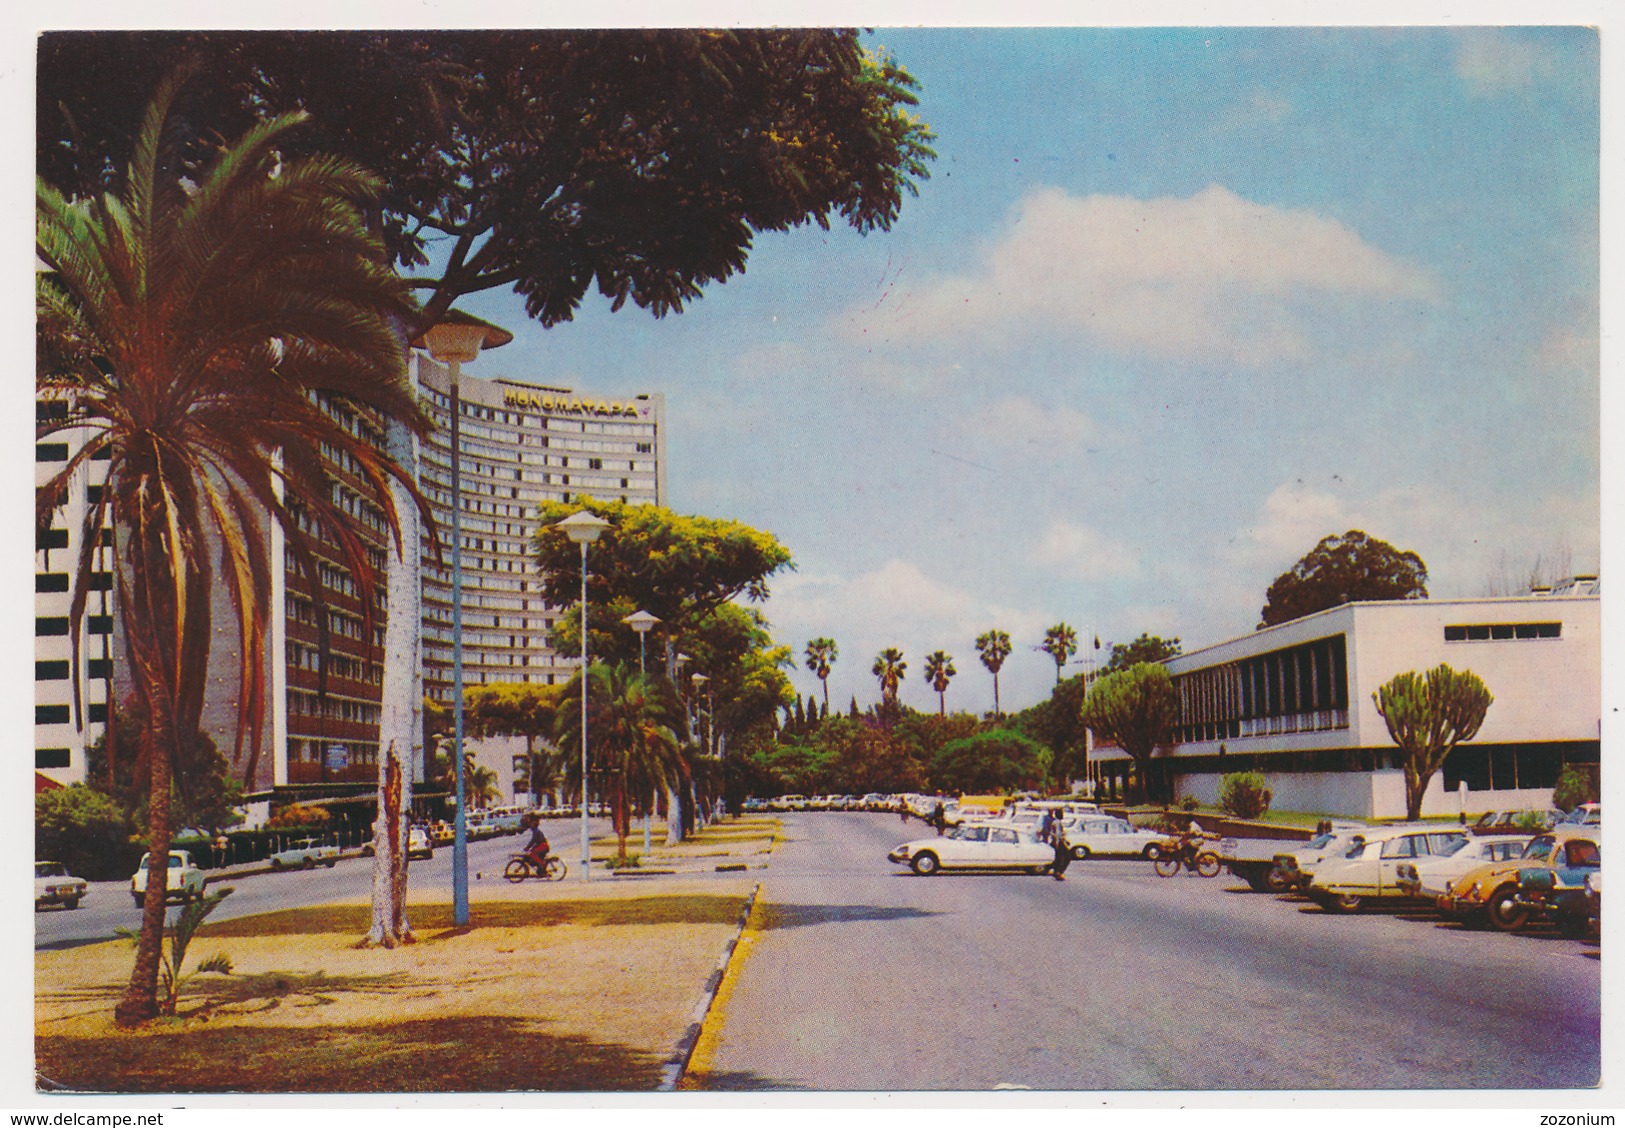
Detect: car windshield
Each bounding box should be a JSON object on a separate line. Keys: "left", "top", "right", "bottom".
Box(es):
{"left": 1523, "top": 837, "right": 1556, "bottom": 860}
{"left": 1305, "top": 833, "right": 1333, "bottom": 850}
{"left": 1438, "top": 838, "right": 1472, "bottom": 857}
{"left": 36, "top": 863, "right": 67, "bottom": 878}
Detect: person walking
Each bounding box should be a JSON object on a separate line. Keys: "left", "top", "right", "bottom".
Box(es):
{"left": 1051, "top": 817, "right": 1072, "bottom": 880}
{"left": 931, "top": 801, "right": 947, "bottom": 836}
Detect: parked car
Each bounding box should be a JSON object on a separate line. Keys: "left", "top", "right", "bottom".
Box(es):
{"left": 1472, "top": 809, "right": 1560, "bottom": 834}
{"left": 269, "top": 837, "right": 340, "bottom": 870}
{"left": 35, "top": 861, "right": 87, "bottom": 911}
{"left": 131, "top": 850, "right": 207, "bottom": 907}
{"left": 774, "top": 794, "right": 807, "bottom": 812}
{"left": 360, "top": 826, "right": 434, "bottom": 860}
{"left": 1438, "top": 827, "right": 1603, "bottom": 931}
{"left": 742, "top": 798, "right": 768, "bottom": 813}
{"left": 888, "top": 822, "right": 1054, "bottom": 876}
{"left": 1512, "top": 838, "right": 1601, "bottom": 935}
{"left": 860, "top": 793, "right": 888, "bottom": 811}
{"left": 1583, "top": 870, "right": 1601, "bottom": 936}
{"left": 427, "top": 820, "right": 455, "bottom": 846}
{"left": 1062, "top": 816, "right": 1167, "bottom": 860}
{"left": 1308, "top": 826, "right": 1470, "bottom": 911}
{"left": 1394, "top": 834, "right": 1530, "bottom": 899}
{"left": 1559, "top": 803, "right": 1601, "bottom": 826}
{"left": 1270, "top": 826, "right": 1370, "bottom": 892}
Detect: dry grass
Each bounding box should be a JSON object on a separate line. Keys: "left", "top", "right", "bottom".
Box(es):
{"left": 36, "top": 877, "right": 754, "bottom": 1094}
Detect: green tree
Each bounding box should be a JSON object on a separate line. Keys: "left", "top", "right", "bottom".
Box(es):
{"left": 1218, "top": 772, "right": 1273, "bottom": 820}
{"left": 1553, "top": 764, "right": 1599, "bottom": 812}
{"left": 463, "top": 682, "right": 568, "bottom": 803}
{"left": 36, "top": 785, "right": 134, "bottom": 882}
{"left": 1012, "top": 672, "right": 1090, "bottom": 789}
{"left": 555, "top": 664, "right": 683, "bottom": 862}
{"left": 923, "top": 651, "right": 956, "bottom": 716}
{"left": 1080, "top": 663, "right": 1180, "bottom": 804}
{"left": 86, "top": 701, "right": 244, "bottom": 835}
{"left": 872, "top": 648, "right": 908, "bottom": 706}
{"left": 804, "top": 637, "right": 838, "bottom": 713}
{"left": 975, "top": 630, "right": 1013, "bottom": 717}
{"left": 931, "top": 730, "right": 1051, "bottom": 795}
{"left": 1372, "top": 665, "right": 1493, "bottom": 820}
{"left": 1040, "top": 623, "right": 1078, "bottom": 685}
{"left": 1260, "top": 530, "right": 1428, "bottom": 628}
{"left": 39, "top": 31, "right": 936, "bottom": 337}
{"left": 1103, "top": 633, "right": 1182, "bottom": 674}
{"left": 36, "top": 72, "right": 425, "bottom": 1026}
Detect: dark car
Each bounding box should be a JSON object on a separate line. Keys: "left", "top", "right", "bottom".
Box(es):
{"left": 1512, "top": 836, "right": 1601, "bottom": 936}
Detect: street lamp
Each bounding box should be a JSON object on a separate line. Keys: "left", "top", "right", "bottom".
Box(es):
{"left": 412, "top": 311, "right": 511, "bottom": 928}
{"left": 558, "top": 508, "right": 611, "bottom": 878}
{"left": 622, "top": 610, "right": 661, "bottom": 855}
{"left": 622, "top": 610, "right": 660, "bottom": 675}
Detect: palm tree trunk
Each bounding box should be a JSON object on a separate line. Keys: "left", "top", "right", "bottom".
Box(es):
{"left": 993, "top": 673, "right": 1001, "bottom": 717}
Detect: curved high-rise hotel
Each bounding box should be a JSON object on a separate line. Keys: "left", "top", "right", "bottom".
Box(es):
{"left": 413, "top": 355, "right": 667, "bottom": 702}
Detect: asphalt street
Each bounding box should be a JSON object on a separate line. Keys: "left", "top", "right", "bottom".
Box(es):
{"left": 691, "top": 812, "right": 1601, "bottom": 1092}
{"left": 33, "top": 817, "right": 618, "bottom": 951}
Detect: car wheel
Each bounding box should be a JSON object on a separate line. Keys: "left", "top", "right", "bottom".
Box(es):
{"left": 1071, "top": 845, "right": 1091, "bottom": 861}
{"left": 1142, "top": 843, "right": 1162, "bottom": 861}
{"left": 1331, "top": 892, "right": 1363, "bottom": 912}
{"left": 270, "top": 858, "right": 283, "bottom": 870}
{"left": 911, "top": 852, "right": 940, "bottom": 876}
{"left": 132, "top": 894, "right": 144, "bottom": 908}
{"left": 1265, "top": 868, "right": 1291, "bottom": 894}
{"left": 1487, "top": 887, "right": 1528, "bottom": 932}
{"left": 326, "top": 860, "right": 337, "bottom": 868}
{"left": 361, "top": 844, "right": 375, "bottom": 857}
{"left": 304, "top": 857, "right": 318, "bottom": 871}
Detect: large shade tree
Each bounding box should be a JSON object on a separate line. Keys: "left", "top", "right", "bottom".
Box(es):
{"left": 1103, "top": 633, "right": 1182, "bottom": 674}
{"left": 36, "top": 72, "right": 429, "bottom": 1023}
{"left": 1373, "top": 664, "right": 1494, "bottom": 820}
{"left": 39, "top": 30, "right": 936, "bottom": 337}
{"left": 1260, "top": 530, "right": 1428, "bottom": 628}
{"left": 1080, "top": 663, "right": 1180, "bottom": 804}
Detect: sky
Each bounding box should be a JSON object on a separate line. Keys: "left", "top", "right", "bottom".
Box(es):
{"left": 438, "top": 26, "right": 1600, "bottom": 719}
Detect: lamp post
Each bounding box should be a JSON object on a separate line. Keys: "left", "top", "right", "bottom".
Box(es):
{"left": 623, "top": 610, "right": 660, "bottom": 855}
{"left": 411, "top": 311, "right": 511, "bottom": 928}
{"left": 558, "top": 508, "right": 611, "bottom": 878}
{"left": 623, "top": 610, "right": 660, "bottom": 675}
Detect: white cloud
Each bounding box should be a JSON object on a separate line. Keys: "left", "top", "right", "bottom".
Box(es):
{"left": 1455, "top": 31, "right": 1561, "bottom": 97}
{"left": 855, "top": 184, "right": 1439, "bottom": 367}
{"left": 963, "top": 396, "right": 1095, "bottom": 449}
{"left": 1030, "top": 519, "right": 1138, "bottom": 580}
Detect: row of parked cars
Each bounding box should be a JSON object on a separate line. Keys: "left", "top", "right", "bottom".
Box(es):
{"left": 1259, "top": 806, "right": 1600, "bottom": 937}
{"left": 886, "top": 805, "right": 1167, "bottom": 875}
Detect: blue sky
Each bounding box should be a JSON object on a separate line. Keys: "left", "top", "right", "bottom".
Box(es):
{"left": 447, "top": 26, "right": 1601, "bottom": 718}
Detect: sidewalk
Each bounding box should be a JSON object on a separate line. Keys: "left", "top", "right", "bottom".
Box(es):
{"left": 35, "top": 816, "right": 778, "bottom": 1093}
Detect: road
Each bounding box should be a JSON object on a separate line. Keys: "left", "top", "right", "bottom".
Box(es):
{"left": 33, "top": 818, "right": 617, "bottom": 951}
{"left": 690, "top": 812, "right": 1601, "bottom": 1091}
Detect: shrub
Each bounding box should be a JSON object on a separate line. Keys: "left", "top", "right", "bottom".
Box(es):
{"left": 36, "top": 785, "right": 139, "bottom": 880}
{"left": 1552, "top": 764, "right": 1599, "bottom": 813}
{"left": 267, "top": 802, "right": 331, "bottom": 830}
{"left": 1178, "top": 795, "right": 1201, "bottom": 813}
{"left": 1218, "top": 772, "right": 1273, "bottom": 820}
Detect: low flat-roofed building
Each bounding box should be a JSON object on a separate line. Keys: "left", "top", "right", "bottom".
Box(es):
{"left": 1091, "top": 582, "right": 1600, "bottom": 819}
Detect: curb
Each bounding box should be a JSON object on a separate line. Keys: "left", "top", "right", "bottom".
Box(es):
{"left": 657, "top": 880, "right": 760, "bottom": 1091}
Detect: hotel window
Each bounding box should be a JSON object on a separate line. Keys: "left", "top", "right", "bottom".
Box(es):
{"left": 36, "top": 661, "right": 70, "bottom": 681}
{"left": 36, "top": 442, "right": 69, "bottom": 462}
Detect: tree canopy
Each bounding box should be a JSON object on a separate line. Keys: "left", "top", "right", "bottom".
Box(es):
{"left": 39, "top": 30, "right": 936, "bottom": 335}
{"left": 930, "top": 730, "right": 1051, "bottom": 796}
{"left": 1259, "top": 530, "right": 1428, "bottom": 628}
{"left": 1103, "top": 633, "right": 1182, "bottom": 674}
{"left": 1080, "top": 663, "right": 1179, "bottom": 803}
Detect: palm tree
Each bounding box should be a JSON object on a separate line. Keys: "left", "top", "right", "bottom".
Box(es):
{"left": 1041, "top": 623, "right": 1078, "bottom": 685}
{"left": 872, "top": 648, "right": 907, "bottom": 705}
{"left": 556, "top": 664, "right": 683, "bottom": 862}
{"left": 975, "top": 630, "right": 1013, "bottom": 717}
{"left": 804, "top": 637, "right": 838, "bottom": 712}
{"left": 36, "top": 71, "right": 427, "bottom": 1025}
{"left": 466, "top": 765, "right": 501, "bottom": 809}
{"left": 923, "top": 651, "right": 956, "bottom": 716}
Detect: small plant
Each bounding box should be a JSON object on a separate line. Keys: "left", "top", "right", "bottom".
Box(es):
{"left": 603, "top": 854, "right": 642, "bottom": 870}
{"left": 1218, "top": 772, "right": 1273, "bottom": 820}
{"left": 267, "top": 802, "right": 331, "bottom": 830}
{"left": 117, "top": 887, "right": 234, "bottom": 1015}
{"left": 1178, "top": 795, "right": 1201, "bottom": 813}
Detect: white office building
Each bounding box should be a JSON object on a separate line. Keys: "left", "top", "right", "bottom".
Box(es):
{"left": 1091, "top": 580, "right": 1601, "bottom": 819}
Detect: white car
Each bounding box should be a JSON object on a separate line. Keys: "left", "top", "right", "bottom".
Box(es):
{"left": 1270, "top": 827, "right": 1370, "bottom": 892}
{"left": 1309, "top": 826, "right": 1471, "bottom": 911}
{"left": 35, "top": 861, "right": 87, "bottom": 911}
{"left": 361, "top": 826, "right": 435, "bottom": 860}
{"left": 888, "top": 823, "right": 1054, "bottom": 876}
{"left": 132, "top": 850, "right": 207, "bottom": 907}
{"left": 1061, "top": 816, "right": 1168, "bottom": 860}
{"left": 269, "top": 837, "right": 340, "bottom": 870}
{"left": 1393, "top": 834, "right": 1530, "bottom": 899}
